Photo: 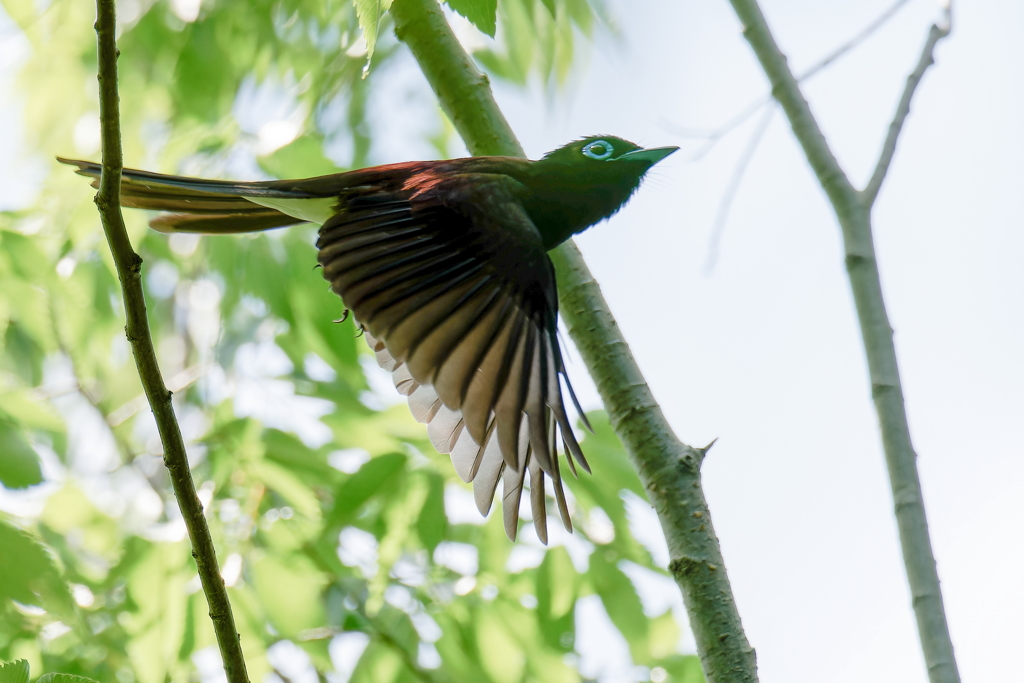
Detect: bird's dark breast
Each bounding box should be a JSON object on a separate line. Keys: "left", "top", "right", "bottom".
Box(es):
{"left": 502, "top": 162, "right": 641, "bottom": 250}
{"left": 523, "top": 183, "right": 638, "bottom": 250}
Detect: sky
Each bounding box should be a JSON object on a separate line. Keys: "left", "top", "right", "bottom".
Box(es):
{"left": 2, "top": 0, "right": 1022, "bottom": 682}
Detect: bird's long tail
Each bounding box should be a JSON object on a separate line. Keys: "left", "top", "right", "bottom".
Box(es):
{"left": 58, "top": 157, "right": 327, "bottom": 234}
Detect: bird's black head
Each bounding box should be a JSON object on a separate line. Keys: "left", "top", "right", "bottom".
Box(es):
{"left": 523, "top": 136, "right": 678, "bottom": 249}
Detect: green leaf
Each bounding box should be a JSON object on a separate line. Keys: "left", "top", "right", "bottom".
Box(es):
{"left": 415, "top": 471, "right": 446, "bottom": 552}
{"left": 445, "top": 0, "right": 498, "bottom": 37}
{"left": 433, "top": 612, "right": 489, "bottom": 681}
{"left": 37, "top": 674, "right": 101, "bottom": 683}
{"left": 567, "top": 412, "right": 657, "bottom": 564}
{"left": 657, "top": 654, "right": 706, "bottom": 683}
{"left": 327, "top": 452, "right": 407, "bottom": 527}
{"left": 172, "top": 22, "right": 234, "bottom": 123}
{"left": 123, "top": 543, "right": 191, "bottom": 683}
{"left": 472, "top": 0, "right": 604, "bottom": 86}
{"left": 0, "top": 518, "right": 75, "bottom": 621}
{"left": 178, "top": 592, "right": 197, "bottom": 662}
{"left": 4, "top": 283, "right": 55, "bottom": 354}
{"left": 0, "top": 390, "right": 65, "bottom": 433}
{"left": 258, "top": 136, "right": 342, "bottom": 180}
{"left": 372, "top": 604, "right": 419, "bottom": 654}
{"left": 0, "top": 231, "right": 51, "bottom": 284}
{"left": 249, "top": 459, "right": 322, "bottom": 522}
{"left": 348, "top": 642, "right": 405, "bottom": 683}
{"left": 251, "top": 553, "right": 328, "bottom": 638}
{"left": 0, "top": 418, "right": 42, "bottom": 488}
{"left": 536, "top": 547, "right": 577, "bottom": 651}
{"left": 353, "top": 0, "right": 394, "bottom": 69}
{"left": 0, "top": 660, "right": 29, "bottom": 683}
{"left": 588, "top": 549, "right": 649, "bottom": 662}
{"left": 564, "top": 0, "right": 596, "bottom": 31}
{"left": 263, "top": 429, "right": 337, "bottom": 481}
{"left": 524, "top": 647, "right": 578, "bottom": 683}
{"left": 476, "top": 609, "right": 524, "bottom": 683}
{"left": 0, "top": 325, "right": 43, "bottom": 387}
{"left": 577, "top": 412, "right": 645, "bottom": 498}
{"left": 648, "top": 609, "right": 681, "bottom": 659}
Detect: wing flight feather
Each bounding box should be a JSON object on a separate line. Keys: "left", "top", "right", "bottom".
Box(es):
{"left": 325, "top": 173, "right": 586, "bottom": 540}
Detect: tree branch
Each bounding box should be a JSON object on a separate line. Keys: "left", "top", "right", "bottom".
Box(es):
{"left": 863, "top": 17, "right": 951, "bottom": 206}
{"left": 92, "top": 3, "right": 249, "bottom": 683}
{"left": 725, "top": 2, "right": 959, "bottom": 682}
{"left": 389, "top": 1, "right": 757, "bottom": 681}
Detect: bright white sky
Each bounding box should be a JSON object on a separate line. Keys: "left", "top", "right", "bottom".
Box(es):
{"left": 2, "top": 1, "right": 1021, "bottom": 682}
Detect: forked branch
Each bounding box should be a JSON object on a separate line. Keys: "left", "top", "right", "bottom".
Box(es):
{"left": 864, "top": 15, "right": 951, "bottom": 205}
{"left": 725, "top": 1, "right": 958, "bottom": 681}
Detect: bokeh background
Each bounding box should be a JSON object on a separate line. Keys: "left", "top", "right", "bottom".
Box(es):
{"left": 1, "top": 0, "right": 1020, "bottom": 682}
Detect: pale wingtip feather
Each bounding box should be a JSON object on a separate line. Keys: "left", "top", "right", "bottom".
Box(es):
{"left": 473, "top": 436, "right": 504, "bottom": 516}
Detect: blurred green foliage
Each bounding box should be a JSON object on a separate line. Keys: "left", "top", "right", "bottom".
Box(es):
{"left": 0, "top": 0, "right": 697, "bottom": 682}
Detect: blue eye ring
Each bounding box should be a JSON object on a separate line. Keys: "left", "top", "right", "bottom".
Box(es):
{"left": 582, "top": 140, "right": 614, "bottom": 160}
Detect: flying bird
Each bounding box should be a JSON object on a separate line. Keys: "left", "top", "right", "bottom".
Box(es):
{"left": 61, "top": 136, "right": 677, "bottom": 542}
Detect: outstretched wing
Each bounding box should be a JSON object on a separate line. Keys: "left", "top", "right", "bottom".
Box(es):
{"left": 319, "top": 170, "right": 590, "bottom": 542}
{"left": 58, "top": 155, "right": 592, "bottom": 541}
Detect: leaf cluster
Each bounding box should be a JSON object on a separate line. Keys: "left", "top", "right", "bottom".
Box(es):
{"left": 0, "top": 0, "right": 696, "bottom": 681}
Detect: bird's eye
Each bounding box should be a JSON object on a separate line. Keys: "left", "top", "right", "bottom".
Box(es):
{"left": 582, "top": 140, "right": 614, "bottom": 160}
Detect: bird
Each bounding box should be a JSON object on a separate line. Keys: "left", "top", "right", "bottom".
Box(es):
{"left": 60, "top": 136, "right": 677, "bottom": 543}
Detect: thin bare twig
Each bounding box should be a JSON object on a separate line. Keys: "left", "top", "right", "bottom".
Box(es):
{"left": 863, "top": 11, "right": 951, "bottom": 205}
{"left": 703, "top": 105, "right": 774, "bottom": 274}
{"left": 673, "top": 0, "right": 912, "bottom": 163}
{"left": 725, "top": 1, "right": 959, "bottom": 681}
{"left": 107, "top": 362, "right": 208, "bottom": 427}
{"left": 674, "top": 97, "right": 771, "bottom": 163}
{"left": 688, "top": 0, "right": 915, "bottom": 268}
{"left": 92, "top": 2, "right": 249, "bottom": 682}
{"left": 799, "top": 0, "right": 913, "bottom": 82}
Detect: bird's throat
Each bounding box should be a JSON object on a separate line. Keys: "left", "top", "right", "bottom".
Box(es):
{"left": 524, "top": 182, "right": 639, "bottom": 250}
